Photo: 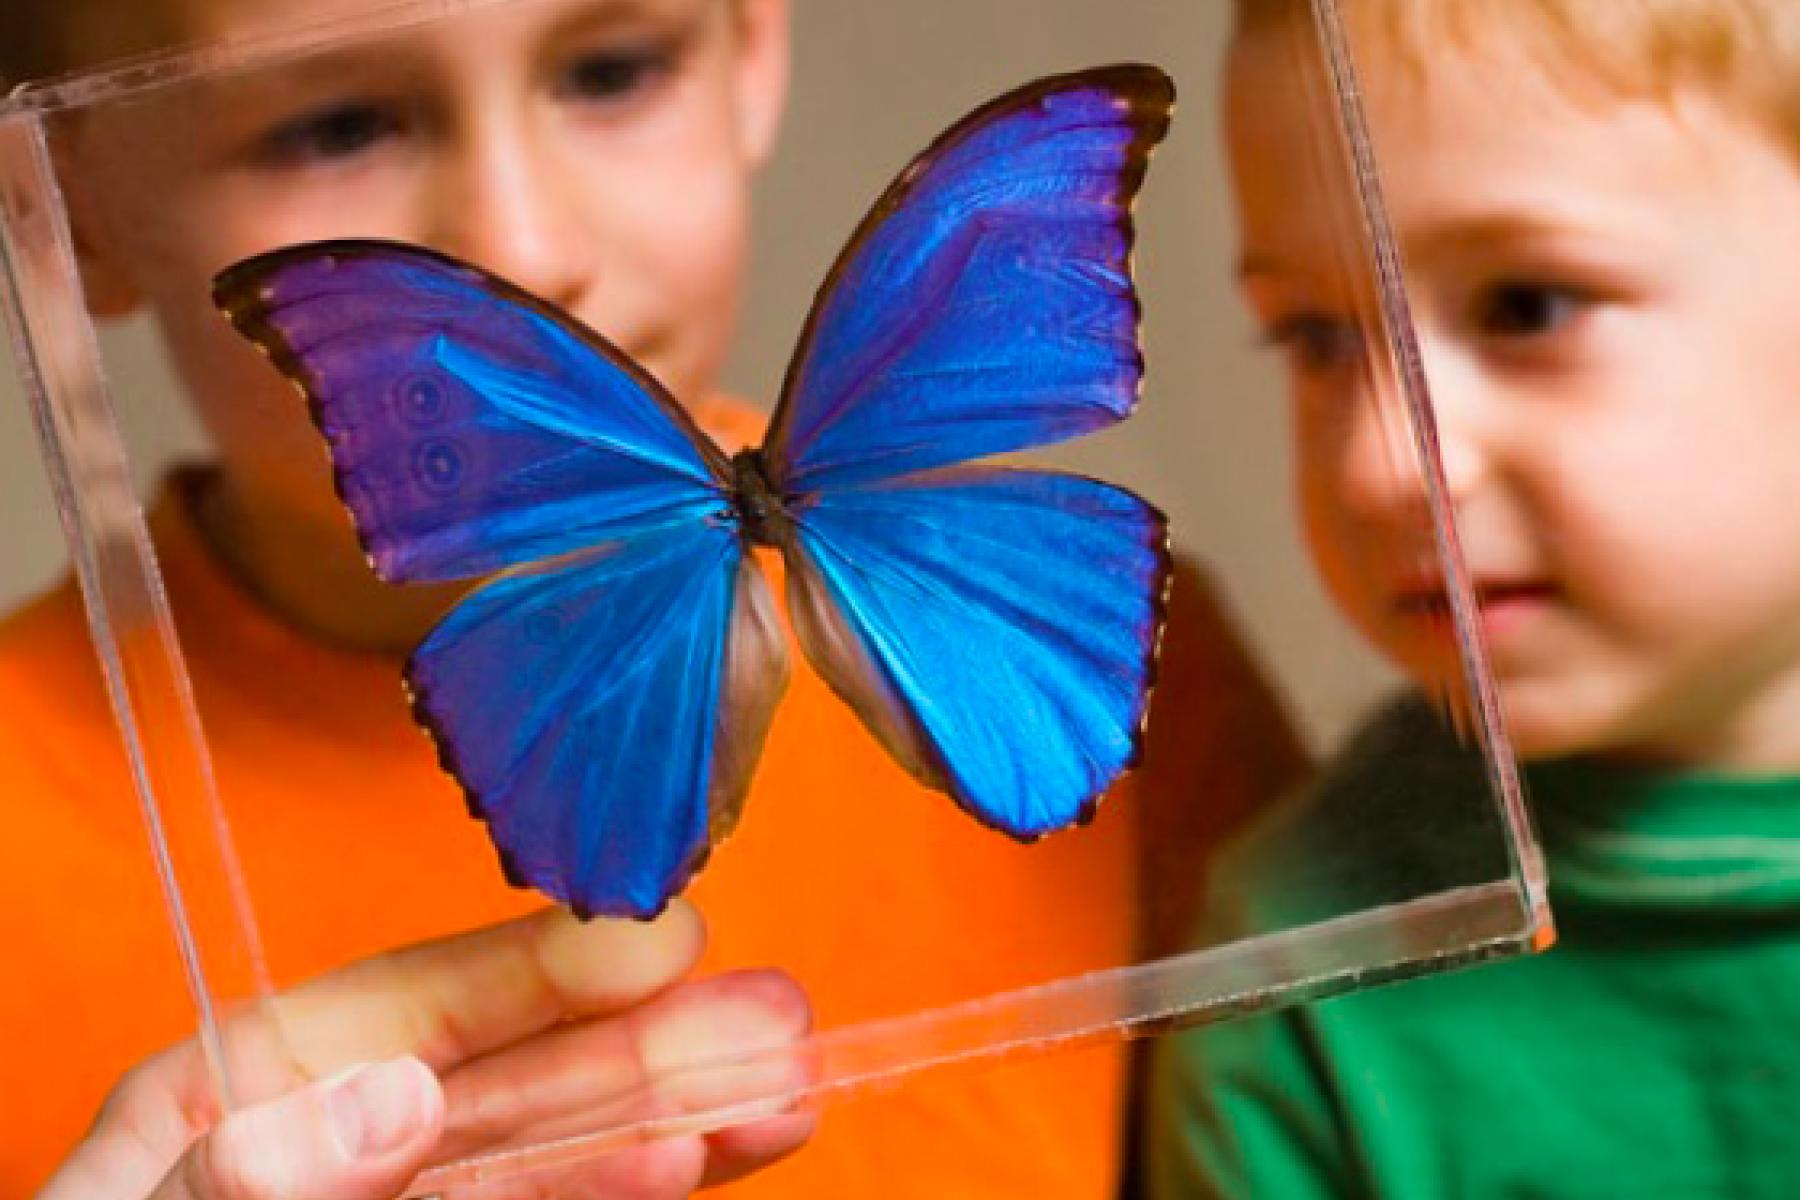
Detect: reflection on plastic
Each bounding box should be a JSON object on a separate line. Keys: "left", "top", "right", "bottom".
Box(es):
{"left": 408, "top": 881, "right": 1526, "bottom": 1192}
{"left": 0, "top": 110, "right": 276, "bottom": 1110}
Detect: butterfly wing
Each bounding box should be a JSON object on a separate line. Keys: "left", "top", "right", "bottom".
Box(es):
{"left": 763, "top": 66, "right": 1175, "bottom": 835}
{"left": 784, "top": 467, "right": 1168, "bottom": 839}
{"left": 409, "top": 525, "right": 787, "bottom": 919}
{"left": 214, "top": 240, "right": 731, "bottom": 583}
{"left": 213, "top": 240, "right": 788, "bottom": 917}
{"left": 763, "top": 64, "right": 1174, "bottom": 492}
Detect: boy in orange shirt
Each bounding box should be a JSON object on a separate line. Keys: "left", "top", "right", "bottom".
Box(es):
{"left": 2, "top": 0, "right": 1305, "bottom": 1193}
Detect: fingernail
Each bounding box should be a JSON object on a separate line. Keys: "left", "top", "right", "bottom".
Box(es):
{"left": 326, "top": 1057, "right": 432, "bottom": 1158}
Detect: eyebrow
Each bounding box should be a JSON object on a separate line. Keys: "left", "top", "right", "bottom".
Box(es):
{"left": 1236, "top": 249, "right": 1360, "bottom": 284}
{"left": 539, "top": 0, "right": 712, "bottom": 56}
{"left": 1402, "top": 205, "right": 1656, "bottom": 269}
{"left": 1408, "top": 212, "right": 1571, "bottom": 258}
{"left": 197, "top": 37, "right": 424, "bottom": 98}
{"left": 201, "top": 0, "right": 693, "bottom": 93}
{"left": 1238, "top": 206, "right": 1646, "bottom": 284}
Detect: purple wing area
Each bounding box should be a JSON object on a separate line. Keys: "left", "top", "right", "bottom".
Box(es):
{"left": 214, "top": 241, "right": 731, "bottom": 583}
{"left": 408, "top": 521, "right": 789, "bottom": 919}
{"left": 763, "top": 65, "right": 1174, "bottom": 493}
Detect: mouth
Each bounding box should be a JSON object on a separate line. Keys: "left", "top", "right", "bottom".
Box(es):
{"left": 1391, "top": 578, "right": 1560, "bottom": 635}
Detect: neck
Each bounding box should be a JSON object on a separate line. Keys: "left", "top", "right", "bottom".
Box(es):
{"left": 191, "top": 471, "right": 465, "bottom": 654}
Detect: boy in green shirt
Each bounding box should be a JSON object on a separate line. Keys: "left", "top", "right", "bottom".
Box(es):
{"left": 1148, "top": 0, "right": 1800, "bottom": 1195}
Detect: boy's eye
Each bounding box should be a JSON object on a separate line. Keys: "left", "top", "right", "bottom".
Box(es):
{"left": 556, "top": 45, "right": 671, "bottom": 105}
{"left": 1263, "top": 313, "right": 1367, "bottom": 377}
{"left": 1472, "top": 281, "right": 1588, "bottom": 339}
{"left": 254, "top": 101, "right": 402, "bottom": 167}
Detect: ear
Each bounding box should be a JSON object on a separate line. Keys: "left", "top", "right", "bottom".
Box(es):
{"left": 53, "top": 136, "right": 143, "bottom": 319}
{"left": 730, "top": 0, "right": 790, "bottom": 170}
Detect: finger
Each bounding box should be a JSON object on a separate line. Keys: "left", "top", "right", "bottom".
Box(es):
{"left": 433, "top": 971, "right": 814, "bottom": 1198}
{"left": 699, "top": 1109, "right": 817, "bottom": 1188}
{"left": 274, "top": 903, "right": 706, "bottom": 1077}
{"left": 38, "top": 1041, "right": 227, "bottom": 1199}
{"left": 442, "top": 1140, "right": 707, "bottom": 1200}
{"left": 437, "top": 1116, "right": 814, "bottom": 1200}
{"left": 435, "top": 969, "right": 813, "bottom": 1161}
{"left": 434, "top": 1115, "right": 813, "bottom": 1200}
{"left": 435, "top": 1122, "right": 817, "bottom": 1200}
{"left": 149, "top": 1057, "right": 443, "bottom": 1200}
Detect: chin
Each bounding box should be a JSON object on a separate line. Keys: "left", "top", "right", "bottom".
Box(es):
{"left": 1490, "top": 686, "right": 1620, "bottom": 763}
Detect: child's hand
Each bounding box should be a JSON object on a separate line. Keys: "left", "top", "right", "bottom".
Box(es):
{"left": 38, "top": 903, "right": 815, "bottom": 1199}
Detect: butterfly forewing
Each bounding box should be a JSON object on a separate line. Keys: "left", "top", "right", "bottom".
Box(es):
{"left": 214, "top": 241, "right": 732, "bottom": 583}
{"left": 763, "top": 64, "right": 1175, "bottom": 493}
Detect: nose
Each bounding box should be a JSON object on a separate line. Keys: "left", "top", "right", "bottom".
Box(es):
{"left": 424, "top": 108, "right": 598, "bottom": 311}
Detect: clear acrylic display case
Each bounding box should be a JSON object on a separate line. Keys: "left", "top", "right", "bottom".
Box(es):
{"left": 0, "top": 0, "right": 1550, "bottom": 1190}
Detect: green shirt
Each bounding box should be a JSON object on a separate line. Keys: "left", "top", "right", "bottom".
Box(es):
{"left": 1147, "top": 698, "right": 1800, "bottom": 1199}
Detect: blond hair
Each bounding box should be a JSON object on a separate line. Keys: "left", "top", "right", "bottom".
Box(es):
{"left": 1236, "top": 0, "right": 1800, "bottom": 157}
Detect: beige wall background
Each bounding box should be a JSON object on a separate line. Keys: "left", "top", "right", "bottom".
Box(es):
{"left": 0, "top": 0, "right": 1395, "bottom": 749}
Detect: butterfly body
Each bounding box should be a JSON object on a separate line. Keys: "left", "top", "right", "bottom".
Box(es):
{"left": 727, "top": 448, "right": 798, "bottom": 550}
{"left": 217, "top": 64, "right": 1178, "bottom": 919}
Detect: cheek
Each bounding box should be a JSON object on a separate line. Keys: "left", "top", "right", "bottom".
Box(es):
{"left": 73, "top": 120, "right": 244, "bottom": 279}
{"left": 156, "top": 296, "right": 321, "bottom": 464}
{"left": 67, "top": 127, "right": 339, "bottom": 502}
{"left": 1296, "top": 409, "right": 1374, "bottom": 579}
{"left": 611, "top": 91, "right": 754, "bottom": 310}
{"left": 576, "top": 158, "right": 750, "bottom": 394}
{"left": 630, "top": 154, "right": 748, "bottom": 296}
{"left": 1298, "top": 469, "right": 1379, "bottom": 627}
{"left": 1544, "top": 397, "right": 1800, "bottom": 632}
{"left": 1563, "top": 485, "right": 1800, "bottom": 643}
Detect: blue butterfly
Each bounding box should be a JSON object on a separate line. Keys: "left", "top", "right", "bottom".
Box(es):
{"left": 213, "top": 64, "right": 1175, "bottom": 919}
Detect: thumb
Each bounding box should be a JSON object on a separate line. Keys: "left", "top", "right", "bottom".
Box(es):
{"left": 153, "top": 1057, "right": 444, "bottom": 1200}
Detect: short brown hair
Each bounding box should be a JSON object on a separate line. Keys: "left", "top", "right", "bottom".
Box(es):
{"left": 1, "top": 2, "right": 187, "bottom": 90}
{"left": 0, "top": 4, "right": 71, "bottom": 88}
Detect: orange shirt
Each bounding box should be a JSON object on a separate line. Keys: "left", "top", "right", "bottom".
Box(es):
{"left": 0, "top": 420, "right": 1303, "bottom": 1192}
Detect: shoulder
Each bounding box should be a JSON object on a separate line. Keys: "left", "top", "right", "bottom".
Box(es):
{"left": 0, "top": 576, "right": 144, "bottom": 913}
{"left": 1129, "top": 555, "right": 1311, "bottom": 954}
{"left": 0, "top": 577, "right": 107, "bottom": 719}
{"left": 1203, "top": 692, "right": 1503, "bottom": 935}
{"left": 0, "top": 577, "right": 116, "bottom": 777}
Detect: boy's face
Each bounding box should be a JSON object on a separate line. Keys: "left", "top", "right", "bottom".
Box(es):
{"left": 1229, "top": 27, "right": 1800, "bottom": 767}
{"left": 59, "top": 0, "right": 788, "bottom": 536}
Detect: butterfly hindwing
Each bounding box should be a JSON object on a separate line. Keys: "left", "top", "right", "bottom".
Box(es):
{"left": 764, "top": 64, "right": 1174, "bottom": 492}
{"left": 214, "top": 241, "right": 730, "bottom": 583}
{"left": 408, "top": 521, "right": 788, "bottom": 919}
{"left": 784, "top": 467, "right": 1168, "bottom": 838}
